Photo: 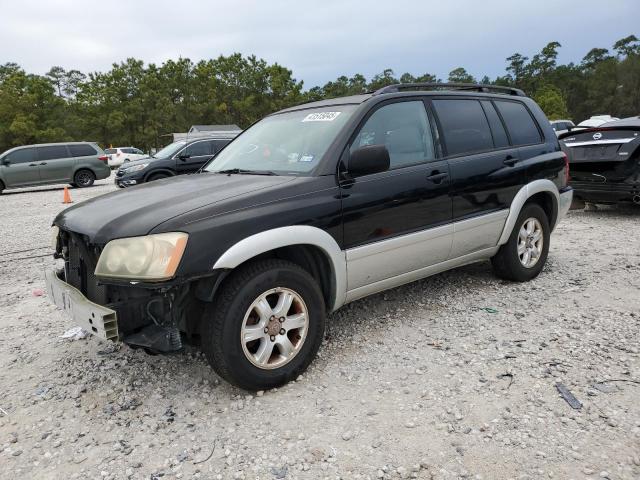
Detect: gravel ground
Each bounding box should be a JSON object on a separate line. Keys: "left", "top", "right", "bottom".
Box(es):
{"left": 1, "top": 176, "right": 639, "bottom": 480}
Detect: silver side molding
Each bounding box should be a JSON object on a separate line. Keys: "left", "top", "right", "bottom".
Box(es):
{"left": 497, "top": 179, "right": 560, "bottom": 245}
{"left": 212, "top": 226, "right": 347, "bottom": 312}
{"left": 345, "top": 246, "right": 499, "bottom": 304}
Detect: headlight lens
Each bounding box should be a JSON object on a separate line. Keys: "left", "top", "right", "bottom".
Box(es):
{"left": 95, "top": 232, "right": 188, "bottom": 281}
{"left": 123, "top": 163, "right": 148, "bottom": 173}
{"left": 50, "top": 225, "right": 59, "bottom": 250}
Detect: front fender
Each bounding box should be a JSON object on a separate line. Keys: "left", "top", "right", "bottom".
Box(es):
{"left": 212, "top": 226, "right": 347, "bottom": 312}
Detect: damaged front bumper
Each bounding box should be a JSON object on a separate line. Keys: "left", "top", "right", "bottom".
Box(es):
{"left": 45, "top": 269, "right": 119, "bottom": 342}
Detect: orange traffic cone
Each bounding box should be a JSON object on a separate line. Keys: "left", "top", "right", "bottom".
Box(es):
{"left": 62, "top": 186, "right": 73, "bottom": 204}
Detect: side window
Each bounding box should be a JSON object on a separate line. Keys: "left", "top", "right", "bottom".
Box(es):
{"left": 185, "top": 141, "right": 211, "bottom": 157}
{"left": 494, "top": 101, "right": 542, "bottom": 145}
{"left": 37, "top": 145, "right": 69, "bottom": 161}
{"left": 5, "top": 148, "right": 36, "bottom": 164}
{"left": 350, "top": 100, "right": 435, "bottom": 169}
{"left": 68, "top": 144, "right": 97, "bottom": 157}
{"left": 432, "top": 99, "right": 493, "bottom": 156}
{"left": 480, "top": 101, "right": 509, "bottom": 148}
{"left": 213, "top": 140, "right": 230, "bottom": 153}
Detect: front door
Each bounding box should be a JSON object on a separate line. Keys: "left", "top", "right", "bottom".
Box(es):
{"left": 340, "top": 99, "right": 452, "bottom": 292}
{"left": 175, "top": 139, "right": 216, "bottom": 173}
{"left": 1, "top": 147, "right": 40, "bottom": 187}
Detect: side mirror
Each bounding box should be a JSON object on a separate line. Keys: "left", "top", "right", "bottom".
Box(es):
{"left": 348, "top": 145, "right": 390, "bottom": 177}
{"left": 178, "top": 153, "right": 190, "bottom": 161}
{"left": 1, "top": 157, "right": 9, "bottom": 165}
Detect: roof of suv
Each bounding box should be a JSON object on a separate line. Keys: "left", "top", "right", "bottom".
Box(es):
{"left": 277, "top": 83, "right": 528, "bottom": 114}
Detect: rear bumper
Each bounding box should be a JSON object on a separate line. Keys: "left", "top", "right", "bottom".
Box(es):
{"left": 44, "top": 269, "right": 119, "bottom": 342}
{"left": 555, "top": 187, "right": 573, "bottom": 228}
{"left": 570, "top": 181, "right": 639, "bottom": 204}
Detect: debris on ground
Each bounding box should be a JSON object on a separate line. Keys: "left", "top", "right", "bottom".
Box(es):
{"left": 556, "top": 382, "right": 583, "bottom": 410}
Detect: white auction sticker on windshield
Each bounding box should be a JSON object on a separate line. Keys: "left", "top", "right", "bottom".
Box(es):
{"left": 302, "top": 111, "right": 341, "bottom": 122}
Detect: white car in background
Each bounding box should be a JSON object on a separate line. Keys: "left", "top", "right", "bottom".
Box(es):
{"left": 550, "top": 119, "right": 576, "bottom": 137}
{"left": 577, "top": 115, "right": 620, "bottom": 128}
{"left": 105, "top": 147, "right": 147, "bottom": 168}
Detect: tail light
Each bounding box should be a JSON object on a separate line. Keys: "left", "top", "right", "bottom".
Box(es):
{"left": 563, "top": 152, "right": 570, "bottom": 185}
{"left": 98, "top": 155, "right": 109, "bottom": 163}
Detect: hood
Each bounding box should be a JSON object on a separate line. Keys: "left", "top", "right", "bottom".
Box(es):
{"left": 55, "top": 173, "right": 295, "bottom": 244}
{"left": 120, "top": 156, "right": 156, "bottom": 168}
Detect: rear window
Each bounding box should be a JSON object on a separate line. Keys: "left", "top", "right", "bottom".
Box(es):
{"left": 185, "top": 141, "right": 213, "bottom": 157}
{"left": 69, "top": 144, "right": 97, "bottom": 157}
{"left": 495, "top": 101, "right": 542, "bottom": 146}
{"left": 213, "top": 140, "right": 231, "bottom": 152}
{"left": 481, "top": 101, "right": 509, "bottom": 148}
{"left": 433, "top": 99, "right": 493, "bottom": 156}
{"left": 37, "top": 145, "right": 69, "bottom": 161}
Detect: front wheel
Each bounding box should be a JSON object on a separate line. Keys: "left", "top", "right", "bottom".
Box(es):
{"left": 146, "top": 172, "right": 170, "bottom": 182}
{"left": 201, "top": 259, "right": 326, "bottom": 390}
{"left": 491, "top": 203, "right": 550, "bottom": 282}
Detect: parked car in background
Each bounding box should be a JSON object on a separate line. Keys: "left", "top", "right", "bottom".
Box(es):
{"left": 560, "top": 116, "right": 640, "bottom": 205}
{"left": 115, "top": 136, "right": 235, "bottom": 187}
{"left": 105, "top": 147, "right": 147, "bottom": 168}
{"left": 0, "top": 142, "right": 111, "bottom": 193}
{"left": 578, "top": 115, "right": 619, "bottom": 128}
{"left": 48, "top": 83, "right": 571, "bottom": 390}
{"left": 550, "top": 119, "right": 575, "bottom": 137}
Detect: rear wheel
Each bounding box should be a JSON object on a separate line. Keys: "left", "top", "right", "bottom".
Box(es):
{"left": 201, "top": 259, "right": 326, "bottom": 390}
{"left": 491, "top": 203, "right": 550, "bottom": 282}
{"left": 73, "top": 169, "right": 95, "bottom": 188}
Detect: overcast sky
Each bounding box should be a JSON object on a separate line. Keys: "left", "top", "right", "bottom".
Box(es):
{"left": 0, "top": 0, "right": 637, "bottom": 88}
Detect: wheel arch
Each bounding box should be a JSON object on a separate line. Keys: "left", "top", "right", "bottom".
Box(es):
{"left": 212, "top": 226, "right": 347, "bottom": 312}
{"left": 497, "top": 179, "right": 560, "bottom": 246}
{"left": 144, "top": 169, "right": 175, "bottom": 182}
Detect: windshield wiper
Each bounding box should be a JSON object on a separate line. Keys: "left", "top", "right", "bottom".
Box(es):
{"left": 215, "top": 168, "right": 277, "bottom": 176}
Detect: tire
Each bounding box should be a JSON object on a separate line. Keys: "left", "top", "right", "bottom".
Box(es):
{"left": 0, "top": 180, "right": 4, "bottom": 194}
{"left": 491, "top": 203, "right": 550, "bottom": 282}
{"left": 201, "top": 259, "right": 326, "bottom": 390}
{"left": 73, "top": 169, "right": 95, "bottom": 188}
{"left": 147, "top": 172, "right": 169, "bottom": 182}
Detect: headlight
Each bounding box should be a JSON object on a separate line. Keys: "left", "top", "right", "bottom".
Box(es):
{"left": 50, "top": 225, "right": 59, "bottom": 250}
{"left": 95, "top": 232, "right": 188, "bottom": 281}
{"left": 123, "top": 163, "right": 149, "bottom": 173}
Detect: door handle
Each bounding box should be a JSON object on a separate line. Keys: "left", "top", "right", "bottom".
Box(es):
{"left": 503, "top": 155, "right": 518, "bottom": 166}
{"left": 39, "top": 162, "right": 47, "bottom": 165}
{"left": 29, "top": 163, "right": 38, "bottom": 167}
{"left": 426, "top": 171, "right": 448, "bottom": 184}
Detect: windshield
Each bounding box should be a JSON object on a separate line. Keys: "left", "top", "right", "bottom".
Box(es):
{"left": 154, "top": 141, "right": 187, "bottom": 158}
{"left": 204, "top": 105, "right": 356, "bottom": 174}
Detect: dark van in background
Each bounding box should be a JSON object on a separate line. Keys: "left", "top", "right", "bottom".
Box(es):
{"left": 114, "top": 135, "right": 236, "bottom": 187}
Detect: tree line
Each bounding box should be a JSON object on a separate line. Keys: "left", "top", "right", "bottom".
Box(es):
{"left": 0, "top": 35, "right": 638, "bottom": 153}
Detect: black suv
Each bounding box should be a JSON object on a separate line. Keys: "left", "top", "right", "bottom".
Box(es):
{"left": 114, "top": 136, "right": 235, "bottom": 187}
{"left": 47, "top": 83, "right": 572, "bottom": 390}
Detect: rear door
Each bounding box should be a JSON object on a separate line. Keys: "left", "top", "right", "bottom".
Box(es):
{"left": 431, "top": 97, "right": 524, "bottom": 258}
{"left": 175, "top": 139, "right": 215, "bottom": 173}
{"left": 37, "top": 145, "right": 75, "bottom": 183}
{"left": 1, "top": 147, "right": 40, "bottom": 186}
{"left": 341, "top": 98, "right": 452, "bottom": 292}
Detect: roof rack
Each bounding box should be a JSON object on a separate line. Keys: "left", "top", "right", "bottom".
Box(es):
{"left": 373, "top": 82, "right": 526, "bottom": 97}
